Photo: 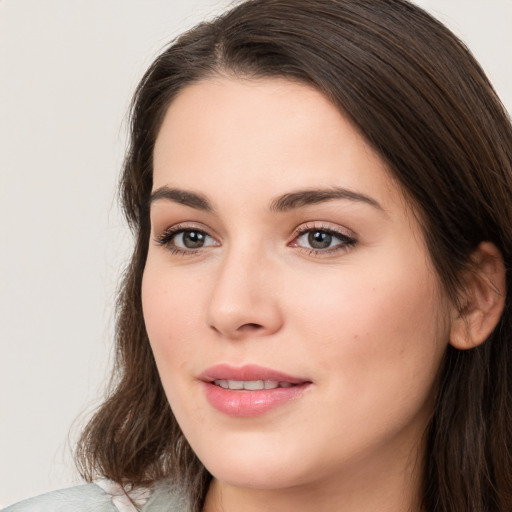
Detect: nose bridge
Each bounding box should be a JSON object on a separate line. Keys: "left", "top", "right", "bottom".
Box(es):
{"left": 206, "top": 238, "right": 282, "bottom": 338}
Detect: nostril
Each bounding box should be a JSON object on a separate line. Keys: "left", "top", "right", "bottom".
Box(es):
{"left": 210, "top": 323, "right": 263, "bottom": 337}
{"left": 208, "top": 322, "right": 262, "bottom": 335}
{"left": 239, "top": 323, "right": 263, "bottom": 331}
{"left": 209, "top": 324, "right": 221, "bottom": 334}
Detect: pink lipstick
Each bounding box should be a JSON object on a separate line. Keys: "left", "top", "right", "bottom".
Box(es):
{"left": 200, "top": 364, "right": 311, "bottom": 417}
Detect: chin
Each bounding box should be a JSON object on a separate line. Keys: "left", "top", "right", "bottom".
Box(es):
{"left": 190, "top": 430, "right": 320, "bottom": 490}
{"left": 206, "top": 459, "right": 308, "bottom": 491}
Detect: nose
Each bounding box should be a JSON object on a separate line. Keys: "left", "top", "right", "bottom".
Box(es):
{"left": 206, "top": 245, "right": 283, "bottom": 339}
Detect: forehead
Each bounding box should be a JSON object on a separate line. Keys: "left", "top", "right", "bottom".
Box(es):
{"left": 152, "top": 77, "right": 404, "bottom": 213}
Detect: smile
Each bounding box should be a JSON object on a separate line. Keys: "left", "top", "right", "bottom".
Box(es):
{"left": 201, "top": 364, "right": 311, "bottom": 416}
{"left": 213, "top": 379, "right": 295, "bottom": 390}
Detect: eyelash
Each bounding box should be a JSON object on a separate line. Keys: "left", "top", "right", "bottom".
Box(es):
{"left": 155, "top": 223, "right": 214, "bottom": 256}
{"left": 290, "top": 222, "right": 357, "bottom": 256}
{"left": 154, "top": 222, "right": 357, "bottom": 257}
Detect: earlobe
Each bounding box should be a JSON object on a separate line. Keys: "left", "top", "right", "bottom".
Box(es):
{"left": 449, "top": 242, "right": 506, "bottom": 350}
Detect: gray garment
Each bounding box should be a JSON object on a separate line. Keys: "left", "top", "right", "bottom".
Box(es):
{"left": 1, "top": 482, "right": 189, "bottom": 512}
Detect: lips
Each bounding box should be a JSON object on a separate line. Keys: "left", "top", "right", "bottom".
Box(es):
{"left": 200, "top": 364, "right": 311, "bottom": 417}
{"left": 213, "top": 379, "right": 294, "bottom": 390}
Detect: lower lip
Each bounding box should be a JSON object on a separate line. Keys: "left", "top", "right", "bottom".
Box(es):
{"left": 203, "top": 382, "right": 310, "bottom": 417}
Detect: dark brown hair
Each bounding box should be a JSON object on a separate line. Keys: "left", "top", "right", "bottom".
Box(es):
{"left": 76, "top": 1, "right": 512, "bottom": 510}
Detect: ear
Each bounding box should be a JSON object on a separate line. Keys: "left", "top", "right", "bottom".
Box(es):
{"left": 450, "top": 242, "right": 506, "bottom": 350}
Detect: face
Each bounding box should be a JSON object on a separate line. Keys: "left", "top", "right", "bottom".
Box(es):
{"left": 142, "top": 77, "right": 452, "bottom": 495}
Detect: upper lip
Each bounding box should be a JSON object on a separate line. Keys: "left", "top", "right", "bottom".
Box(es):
{"left": 200, "top": 364, "right": 310, "bottom": 384}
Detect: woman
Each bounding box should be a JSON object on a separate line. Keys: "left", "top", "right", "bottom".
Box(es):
{"left": 4, "top": 0, "right": 511, "bottom": 511}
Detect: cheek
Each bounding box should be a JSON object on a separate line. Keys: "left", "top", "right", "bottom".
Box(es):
{"left": 141, "top": 262, "right": 204, "bottom": 369}
{"left": 289, "top": 249, "right": 449, "bottom": 415}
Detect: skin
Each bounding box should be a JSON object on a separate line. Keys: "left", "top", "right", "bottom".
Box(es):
{"left": 142, "top": 77, "right": 456, "bottom": 512}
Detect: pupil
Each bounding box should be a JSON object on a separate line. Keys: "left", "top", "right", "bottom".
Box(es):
{"left": 183, "top": 231, "right": 205, "bottom": 248}
{"left": 308, "top": 231, "right": 331, "bottom": 249}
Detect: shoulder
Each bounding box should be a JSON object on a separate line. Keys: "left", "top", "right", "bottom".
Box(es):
{"left": 1, "top": 483, "right": 117, "bottom": 512}
{"left": 1, "top": 480, "right": 189, "bottom": 512}
{"left": 143, "top": 480, "right": 190, "bottom": 512}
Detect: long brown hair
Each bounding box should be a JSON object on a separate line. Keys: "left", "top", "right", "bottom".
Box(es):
{"left": 76, "top": 1, "right": 512, "bottom": 510}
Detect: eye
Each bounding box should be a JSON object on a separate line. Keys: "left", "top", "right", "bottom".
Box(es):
{"left": 290, "top": 224, "right": 356, "bottom": 254}
{"left": 156, "top": 225, "right": 218, "bottom": 254}
{"left": 174, "top": 230, "right": 213, "bottom": 249}
{"left": 300, "top": 230, "right": 336, "bottom": 250}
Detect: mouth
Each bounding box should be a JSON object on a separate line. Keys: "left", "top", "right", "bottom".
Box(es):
{"left": 200, "top": 363, "right": 310, "bottom": 387}
{"left": 212, "top": 379, "right": 296, "bottom": 390}
{"left": 200, "top": 364, "right": 312, "bottom": 417}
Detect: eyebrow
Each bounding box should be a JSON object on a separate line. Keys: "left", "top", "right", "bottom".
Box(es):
{"left": 149, "top": 186, "right": 213, "bottom": 211}
{"left": 269, "top": 187, "right": 383, "bottom": 212}
{"left": 149, "top": 186, "right": 382, "bottom": 213}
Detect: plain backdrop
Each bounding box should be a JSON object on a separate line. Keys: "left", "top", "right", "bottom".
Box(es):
{"left": 1, "top": 0, "right": 511, "bottom": 507}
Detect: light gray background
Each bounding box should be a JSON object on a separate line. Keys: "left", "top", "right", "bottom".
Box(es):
{"left": 1, "top": 0, "right": 511, "bottom": 507}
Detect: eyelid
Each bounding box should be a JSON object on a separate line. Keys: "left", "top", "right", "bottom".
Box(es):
{"left": 154, "top": 222, "right": 220, "bottom": 253}
{"left": 289, "top": 221, "right": 357, "bottom": 255}
{"left": 290, "top": 221, "right": 356, "bottom": 240}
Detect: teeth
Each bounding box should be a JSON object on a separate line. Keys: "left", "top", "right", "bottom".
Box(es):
{"left": 216, "top": 379, "right": 229, "bottom": 389}
{"left": 213, "top": 379, "right": 294, "bottom": 390}
{"left": 243, "top": 380, "right": 264, "bottom": 390}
